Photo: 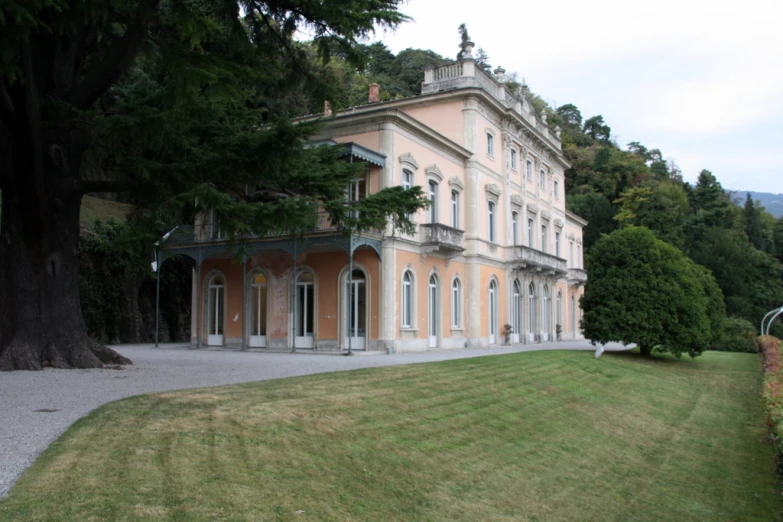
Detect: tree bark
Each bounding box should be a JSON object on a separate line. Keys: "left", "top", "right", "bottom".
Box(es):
{"left": 0, "top": 116, "right": 131, "bottom": 371}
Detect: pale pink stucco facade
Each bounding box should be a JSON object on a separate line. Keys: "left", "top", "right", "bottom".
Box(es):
{"left": 177, "top": 52, "right": 587, "bottom": 352}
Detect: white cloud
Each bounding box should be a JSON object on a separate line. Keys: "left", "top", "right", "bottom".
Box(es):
{"left": 368, "top": 0, "right": 783, "bottom": 192}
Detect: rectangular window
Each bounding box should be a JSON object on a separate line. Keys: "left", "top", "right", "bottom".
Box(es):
{"left": 554, "top": 180, "right": 559, "bottom": 199}
{"left": 512, "top": 212, "right": 519, "bottom": 246}
{"left": 526, "top": 160, "right": 533, "bottom": 180}
{"left": 451, "top": 191, "right": 459, "bottom": 229}
{"left": 540, "top": 169, "right": 546, "bottom": 188}
{"left": 487, "top": 133, "right": 494, "bottom": 157}
{"left": 428, "top": 180, "right": 438, "bottom": 224}
{"left": 511, "top": 149, "right": 518, "bottom": 171}
{"left": 402, "top": 169, "right": 412, "bottom": 189}
{"left": 528, "top": 218, "right": 534, "bottom": 247}
{"left": 555, "top": 232, "right": 561, "bottom": 257}
{"left": 488, "top": 201, "right": 496, "bottom": 242}
{"left": 541, "top": 224, "right": 548, "bottom": 252}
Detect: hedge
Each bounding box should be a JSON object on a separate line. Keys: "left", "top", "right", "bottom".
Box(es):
{"left": 760, "top": 335, "right": 783, "bottom": 478}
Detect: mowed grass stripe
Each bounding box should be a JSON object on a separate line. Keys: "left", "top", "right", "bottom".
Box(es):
{"left": 0, "top": 350, "right": 778, "bottom": 521}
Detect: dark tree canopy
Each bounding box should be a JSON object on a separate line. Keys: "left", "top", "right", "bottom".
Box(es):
{"left": 0, "top": 0, "right": 427, "bottom": 370}
{"left": 582, "top": 227, "right": 721, "bottom": 358}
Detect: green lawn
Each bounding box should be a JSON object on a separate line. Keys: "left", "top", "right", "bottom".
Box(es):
{"left": 1, "top": 350, "right": 779, "bottom": 521}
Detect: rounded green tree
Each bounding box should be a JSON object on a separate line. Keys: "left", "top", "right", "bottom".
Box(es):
{"left": 582, "top": 227, "right": 722, "bottom": 358}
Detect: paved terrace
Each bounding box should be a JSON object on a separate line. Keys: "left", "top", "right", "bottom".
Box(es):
{"left": 0, "top": 340, "right": 628, "bottom": 497}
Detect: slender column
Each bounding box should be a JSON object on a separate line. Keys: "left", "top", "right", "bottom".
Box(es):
{"left": 155, "top": 251, "right": 161, "bottom": 347}
{"left": 241, "top": 256, "right": 247, "bottom": 350}
{"left": 378, "top": 122, "right": 396, "bottom": 350}
{"left": 195, "top": 263, "right": 202, "bottom": 347}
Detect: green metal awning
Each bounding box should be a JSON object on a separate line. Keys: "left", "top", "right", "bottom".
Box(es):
{"left": 308, "top": 139, "right": 386, "bottom": 167}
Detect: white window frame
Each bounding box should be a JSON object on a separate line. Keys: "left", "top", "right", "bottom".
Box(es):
{"left": 402, "top": 270, "right": 414, "bottom": 328}
{"left": 510, "top": 149, "right": 518, "bottom": 171}
{"left": 451, "top": 278, "right": 462, "bottom": 328}
{"left": 528, "top": 217, "right": 534, "bottom": 248}
{"left": 555, "top": 232, "right": 561, "bottom": 257}
{"left": 554, "top": 179, "right": 559, "bottom": 199}
{"left": 486, "top": 132, "right": 495, "bottom": 157}
{"left": 451, "top": 190, "right": 459, "bottom": 229}
{"left": 428, "top": 180, "right": 438, "bottom": 224}
{"left": 539, "top": 169, "right": 546, "bottom": 188}
{"left": 526, "top": 159, "right": 533, "bottom": 181}
{"left": 402, "top": 169, "right": 413, "bottom": 190}
{"left": 512, "top": 211, "right": 519, "bottom": 246}
{"left": 488, "top": 200, "right": 496, "bottom": 242}
{"left": 541, "top": 224, "right": 548, "bottom": 253}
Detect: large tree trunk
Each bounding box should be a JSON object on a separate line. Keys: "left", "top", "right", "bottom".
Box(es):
{"left": 0, "top": 114, "right": 131, "bottom": 371}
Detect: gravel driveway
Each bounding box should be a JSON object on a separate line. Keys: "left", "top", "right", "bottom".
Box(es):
{"left": 0, "top": 340, "right": 626, "bottom": 497}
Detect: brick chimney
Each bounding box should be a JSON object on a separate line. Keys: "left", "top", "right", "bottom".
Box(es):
{"left": 368, "top": 83, "right": 380, "bottom": 104}
{"left": 324, "top": 100, "right": 332, "bottom": 117}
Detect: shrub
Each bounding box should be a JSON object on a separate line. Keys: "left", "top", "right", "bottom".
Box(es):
{"left": 760, "top": 336, "right": 783, "bottom": 478}
{"left": 712, "top": 317, "right": 758, "bottom": 353}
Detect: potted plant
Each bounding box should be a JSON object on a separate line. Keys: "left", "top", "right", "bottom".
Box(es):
{"left": 502, "top": 324, "right": 513, "bottom": 345}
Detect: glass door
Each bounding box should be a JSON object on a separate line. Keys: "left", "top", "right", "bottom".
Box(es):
{"left": 344, "top": 269, "right": 366, "bottom": 350}
{"left": 295, "top": 272, "right": 314, "bottom": 348}
{"left": 207, "top": 275, "right": 225, "bottom": 346}
{"left": 249, "top": 273, "right": 267, "bottom": 347}
{"left": 489, "top": 281, "right": 497, "bottom": 344}
{"left": 429, "top": 275, "right": 438, "bottom": 348}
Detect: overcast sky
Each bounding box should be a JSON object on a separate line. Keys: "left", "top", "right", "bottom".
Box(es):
{"left": 366, "top": 0, "right": 782, "bottom": 194}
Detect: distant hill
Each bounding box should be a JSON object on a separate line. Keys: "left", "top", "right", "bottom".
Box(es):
{"left": 730, "top": 191, "right": 783, "bottom": 218}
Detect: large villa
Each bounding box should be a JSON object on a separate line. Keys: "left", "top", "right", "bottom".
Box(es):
{"left": 162, "top": 42, "right": 587, "bottom": 353}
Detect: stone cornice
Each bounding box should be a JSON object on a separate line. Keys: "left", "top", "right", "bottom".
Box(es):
{"left": 448, "top": 176, "right": 464, "bottom": 191}
{"left": 566, "top": 210, "right": 588, "bottom": 227}
{"left": 510, "top": 194, "right": 524, "bottom": 207}
{"left": 306, "top": 108, "right": 472, "bottom": 165}
{"left": 528, "top": 204, "right": 539, "bottom": 214}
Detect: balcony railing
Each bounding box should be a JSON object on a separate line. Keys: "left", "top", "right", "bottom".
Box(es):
{"left": 568, "top": 268, "right": 588, "bottom": 285}
{"left": 419, "top": 223, "right": 465, "bottom": 252}
{"left": 422, "top": 60, "right": 562, "bottom": 151}
{"left": 511, "top": 245, "right": 567, "bottom": 277}
{"left": 160, "top": 212, "right": 363, "bottom": 248}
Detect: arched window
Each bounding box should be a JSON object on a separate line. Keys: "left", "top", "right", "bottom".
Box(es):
{"left": 488, "top": 201, "right": 496, "bottom": 242}
{"left": 249, "top": 272, "right": 267, "bottom": 347}
{"left": 557, "top": 290, "right": 563, "bottom": 331}
{"left": 295, "top": 271, "right": 315, "bottom": 348}
{"left": 488, "top": 280, "right": 498, "bottom": 344}
{"left": 528, "top": 282, "right": 537, "bottom": 339}
{"left": 428, "top": 274, "right": 439, "bottom": 348}
{"left": 543, "top": 284, "right": 551, "bottom": 338}
{"left": 402, "top": 271, "right": 413, "bottom": 328}
{"left": 512, "top": 279, "right": 522, "bottom": 343}
{"left": 451, "top": 278, "right": 462, "bottom": 328}
{"left": 207, "top": 274, "right": 225, "bottom": 346}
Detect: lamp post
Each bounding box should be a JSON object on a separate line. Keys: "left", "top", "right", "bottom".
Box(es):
{"left": 153, "top": 226, "right": 179, "bottom": 348}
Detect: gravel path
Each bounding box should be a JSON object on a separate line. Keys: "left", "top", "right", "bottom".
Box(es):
{"left": 0, "top": 340, "right": 626, "bottom": 497}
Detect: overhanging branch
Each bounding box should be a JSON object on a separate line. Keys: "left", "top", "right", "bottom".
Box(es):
{"left": 69, "top": 0, "right": 161, "bottom": 109}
